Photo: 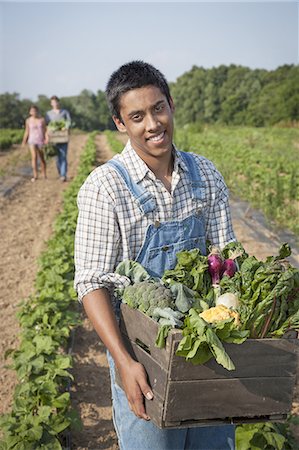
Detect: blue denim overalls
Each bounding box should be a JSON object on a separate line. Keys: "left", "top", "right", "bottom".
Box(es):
{"left": 106, "top": 152, "right": 235, "bottom": 450}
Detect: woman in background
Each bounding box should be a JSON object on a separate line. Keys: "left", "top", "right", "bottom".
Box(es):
{"left": 22, "top": 105, "right": 47, "bottom": 182}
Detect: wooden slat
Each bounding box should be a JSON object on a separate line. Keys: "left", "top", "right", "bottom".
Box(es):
{"left": 169, "top": 339, "right": 298, "bottom": 380}
{"left": 119, "top": 304, "right": 298, "bottom": 428}
{"left": 120, "top": 304, "right": 171, "bottom": 368}
{"left": 145, "top": 392, "right": 165, "bottom": 429}
{"left": 163, "top": 377, "right": 295, "bottom": 423}
{"left": 48, "top": 130, "right": 69, "bottom": 143}
{"left": 162, "top": 414, "right": 288, "bottom": 429}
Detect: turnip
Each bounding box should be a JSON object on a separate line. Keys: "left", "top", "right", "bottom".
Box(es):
{"left": 207, "top": 247, "right": 224, "bottom": 285}
{"left": 221, "top": 259, "right": 237, "bottom": 278}
{"left": 216, "top": 292, "right": 239, "bottom": 309}
{"left": 207, "top": 247, "right": 224, "bottom": 301}
{"left": 221, "top": 249, "right": 242, "bottom": 278}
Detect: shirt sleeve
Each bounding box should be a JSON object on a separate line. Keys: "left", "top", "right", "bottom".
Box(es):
{"left": 205, "top": 166, "right": 236, "bottom": 249}
{"left": 74, "top": 178, "right": 129, "bottom": 302}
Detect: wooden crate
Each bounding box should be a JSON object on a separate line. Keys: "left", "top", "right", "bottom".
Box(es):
{"left": 47, "top": 129, "right": 69, "bottom": 144}
{"left": 117, "top": 304, "right": 298, "bottom": 429}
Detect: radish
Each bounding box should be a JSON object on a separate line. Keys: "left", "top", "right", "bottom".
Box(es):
{"left": 222, "top": 259, "right": 237, "bottom": 278}
{"left": 221, "top": 249, "right": 242, "bottom": 278}
{"left": 208, "top": 247, "right": 224, "bottom": 285}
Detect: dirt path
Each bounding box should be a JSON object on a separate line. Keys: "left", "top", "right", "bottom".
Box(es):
{"left": 0, "top": 134, "right": 88, "bottom": 416}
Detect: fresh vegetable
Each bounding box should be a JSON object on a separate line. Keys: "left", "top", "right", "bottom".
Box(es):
{"left": 48, "top": 120, "right": 67, "bottom": 131}
{"left": 153, "top": 307, "right": 184, "bottom": 349}
{"left": 115, "top": 260, "right": 151, "bottom": 296}
{"left": 199, "top": 304, "right": 241, "bottom": 327}
{"left": 207, "top": 247, "right": 223, "bottom": 285}
{"left": 222, "top": 258, "right": 237, "bottom": 278}
{"left": 176, "top": 308, "right": 248, "bottom": 370}
{"left": 162, "top": 248, "right": 213, "bottom": 304}
{"left": 216, "top": 292, "right": 239, "bottom": 309}
{"left": 121, "top": 281, "right": 175, "bottom": 317}
{"left": 220, "top": 243, "right": 299, "bottom": 338}
{"left": 119, "top": 241, "right": 299, "bottom": 370}
{"left": 169, "top": 282, "right": 202, "bottom": 313}
{"left": 152, "top": 307, "right": 184, "bottom": 327}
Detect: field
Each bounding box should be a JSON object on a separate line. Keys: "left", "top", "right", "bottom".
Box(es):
{"left": 0, "top": 129, "right": 24, "bottom": 150}
{"left": 175, "top": 125, "right": 299, "bottom": 238}
{"left": 0, "top": 129, "right": 298, "bottom": 449}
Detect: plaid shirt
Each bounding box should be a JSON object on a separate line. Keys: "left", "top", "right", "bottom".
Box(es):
{"left": 74, "top": 140, "right": 236, "bottom": 302}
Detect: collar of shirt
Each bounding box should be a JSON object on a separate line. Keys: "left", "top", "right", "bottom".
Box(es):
{"left": 119, "top": 139, "right": 189, "bottom": 185}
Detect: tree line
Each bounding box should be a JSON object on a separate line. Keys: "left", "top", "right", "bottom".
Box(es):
{"left": 1, "top": 64, "right": 298, "bottom": 130}
{"left": 0, "top": 90, "right": 114, "bottom": 131}
{"left": 170, "top": 63, "right": 298, "bottom": 127}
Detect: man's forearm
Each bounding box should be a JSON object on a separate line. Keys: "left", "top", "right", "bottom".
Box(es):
{"left": 82, "top": 288, "right": 132, "bottom": 369}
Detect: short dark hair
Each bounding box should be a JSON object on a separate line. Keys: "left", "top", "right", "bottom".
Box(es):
{"left": 105, "top": 60, "right": 171, "bottom": 120}
{"left": 50, "top": 95, "right": 60, "bottom": 101}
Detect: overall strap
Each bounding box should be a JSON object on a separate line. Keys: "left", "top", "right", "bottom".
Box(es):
{"left": 180, "top": 151, "right": 205, "bottom": 200}
{"left": 107, "top": 159, "right": 156, "bottom": 214}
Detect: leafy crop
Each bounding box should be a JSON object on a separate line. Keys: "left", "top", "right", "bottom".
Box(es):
{"left": 104, "top": 130, "right": 124, "bottom": 153}
{"left": 0, "top": 133, "right": 97, "bottom": 449}
{"left": 236, "top": 416, "right": 299, "bottom": 450}
{"left": 48, "top": 120, "right": 67, "bottom": 131}
{"left": 175, "top": 125, "right": 299, "bottom": 238}
{"left": 0, "top": 129, "right": 23, "bottom": 150}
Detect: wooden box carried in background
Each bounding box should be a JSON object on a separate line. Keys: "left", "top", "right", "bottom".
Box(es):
{"left": 117, "top": 304, "right": 298, "bottom": 429}
{"left": 47, "top": 129, "right": 69, "bottom": 144}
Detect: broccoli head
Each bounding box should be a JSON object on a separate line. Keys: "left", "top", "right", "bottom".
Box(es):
{"left": 121, "top": 281, "right": 175, "bottom": 317}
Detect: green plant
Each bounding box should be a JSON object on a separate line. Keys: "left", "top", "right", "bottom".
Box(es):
{"left": 0, "top": 133, "right": 97, "bottom": 449}
{"left": 175, "top": 126, "right": 299, "bottom": 237}
{"left": 104, "top": 130, "right": 124, "bottom": 153}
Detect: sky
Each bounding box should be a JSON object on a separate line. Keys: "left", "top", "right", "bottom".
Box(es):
{"left": 0, "top": 1, "right": 298, "bottom": 101}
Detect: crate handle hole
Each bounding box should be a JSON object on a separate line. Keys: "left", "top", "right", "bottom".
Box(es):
{"left": 135, "top": 338, "right": 151, "bottom": 355}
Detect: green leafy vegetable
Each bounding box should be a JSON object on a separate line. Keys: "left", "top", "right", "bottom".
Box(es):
{"left": 176, "top": 308, "right": 248, "bottom": 370}
{"left": 48, "top": 120, "right": 67, "bottom": 131}
{"left": 155, "top": 325, "right": 172, "bottom": 349}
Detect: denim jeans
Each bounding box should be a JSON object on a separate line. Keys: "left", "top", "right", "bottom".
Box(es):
{"left": 55, "top": 143, "right": 68, "bottom": 178}
{"left": 107, "top": 352, "right": 235, "bottom": 450}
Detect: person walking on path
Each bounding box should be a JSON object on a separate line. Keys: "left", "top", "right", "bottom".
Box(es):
{"left": 74, "top": 61, "right": 236, "bottom": 450}
{"left": 22, "top": 105, "right": 47, "bottom": 182}
{"left": 45, "top": 95, "right": 71, "bottom": 182}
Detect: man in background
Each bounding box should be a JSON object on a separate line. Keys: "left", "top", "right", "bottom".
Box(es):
{"left": 45, "top": 95, "right": 71, "bottom": 182}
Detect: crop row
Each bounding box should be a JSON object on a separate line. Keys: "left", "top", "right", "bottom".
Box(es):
{"left": 0, "top": 133, "right": 97, "bottom": 450}
{"left": 104, "top": 129, "right": 124, "bottom": 153}
{"left": 0, "top": 129, "right": 24, "bottom": 150}
{"left": 174, "top": 125, "right": 299, "bottom": 238}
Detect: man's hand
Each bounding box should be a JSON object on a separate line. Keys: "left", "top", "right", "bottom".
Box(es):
{"left": 118, "top": 359, "right": 154, "bottom": 420}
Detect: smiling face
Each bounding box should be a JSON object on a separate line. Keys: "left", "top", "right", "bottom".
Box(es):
{"left": 113, "top": 85, "right": 175, "bottom": 164}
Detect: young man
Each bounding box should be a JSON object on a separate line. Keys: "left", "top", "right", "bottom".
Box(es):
{"left": 45, "top": 95, "right": 71, "bottom": 182}
{"left": 74, "top": 61, "right": 236, "bottom": 449}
